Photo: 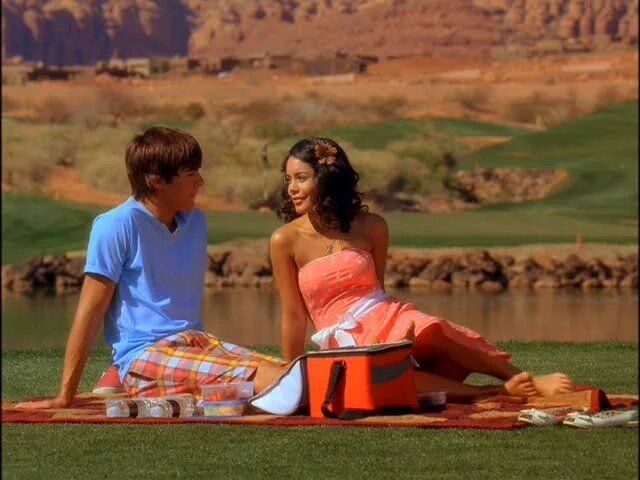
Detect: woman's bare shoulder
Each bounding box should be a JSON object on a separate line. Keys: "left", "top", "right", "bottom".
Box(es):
{"left": 270, "top": 218, "right": 303, "bottom": 251}
{"left": 353, "top": 211, "right": 388, "bottom": 234}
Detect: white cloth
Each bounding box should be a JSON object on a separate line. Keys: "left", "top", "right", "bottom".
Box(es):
{"left": 310, "top": 290, "right": 389, "bottom": 349}
{"left": 250, "top": 360, "right": 304, "bottom": 415}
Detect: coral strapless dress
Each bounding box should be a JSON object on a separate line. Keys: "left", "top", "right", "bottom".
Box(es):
{"left": 298, "top": 247, "right": 511, "bottom": 381}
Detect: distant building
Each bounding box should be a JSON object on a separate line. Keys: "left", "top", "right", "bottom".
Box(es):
{"left": 563, "top": 39, "right": 591, "bottom": 54}
{"left": 532, "top": 39, "right": 565, "bottom": 56}
{"left": 26, "top": 63, "right": 81, "bottom": 81}
{"left": 167, "top": 56, "right": 201, "bottom": 75}
{"left": 205, "top": 51, "right": 377, "bottom": 76}
{"left": 96, "top": 56, "right": 202, "bottom": 78}
{"left": 304, "top": 52, "right": 376, "bottom": 75}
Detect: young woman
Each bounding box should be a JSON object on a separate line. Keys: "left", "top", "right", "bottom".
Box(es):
{"left": 269, "top": 137, "right": 573, "bottom": 400}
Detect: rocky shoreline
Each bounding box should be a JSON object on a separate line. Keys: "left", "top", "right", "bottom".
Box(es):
{"left": 2, "top": 242, "right": 637, "bottom": 295}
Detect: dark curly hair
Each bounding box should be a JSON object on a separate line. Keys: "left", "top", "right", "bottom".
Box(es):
{"left": 277, "top": 137, "right": 368, "bottom": 232}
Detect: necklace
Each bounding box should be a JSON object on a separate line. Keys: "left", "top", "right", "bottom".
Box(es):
{"left": 326, "top": 238, "right": 338, "bottom": 254}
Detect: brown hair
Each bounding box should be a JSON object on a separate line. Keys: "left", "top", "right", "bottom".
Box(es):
{"left": 125, "top": 127, "right": 202, "bottom": 200}
{"left": 277, "top": 137, "right": 367, "bottom": 232}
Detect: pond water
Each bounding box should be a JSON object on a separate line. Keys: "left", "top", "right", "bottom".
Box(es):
{"left": 2, "top": 289, "right": 637, "bottom": 350}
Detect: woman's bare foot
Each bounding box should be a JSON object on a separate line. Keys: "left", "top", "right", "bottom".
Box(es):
{"left": 532, "top": 373, "right": 574, "bottom": 396}
{"left": 503, "top": 372, "right": 538, "bottom": 397}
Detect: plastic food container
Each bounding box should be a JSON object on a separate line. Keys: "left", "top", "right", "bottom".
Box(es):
{"left": 199, "top": 382, "right": 254, "bottom": 402}
{"left": 202, "top": 399, "right": 247, "bottom": 417}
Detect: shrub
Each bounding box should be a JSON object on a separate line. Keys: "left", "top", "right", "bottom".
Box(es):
{"left": 36, "top": 96, "right": 72, "bottom": 123}
{"left": 594, "top": 86, "right": 624, "bottom": 111}
{"left": 2, "top": 94, "right": 17, "bottom": 113}
{"left": 184, "top": 102, "right": 206, "bottom": 120}
{"left": 451, "top": 87, "right": 492, "bottom": 112}
{"left": 73, "top": 124, "right": 139, "bottom": 193}
{"left": 504, "top": 92, "right": 552, "bottom": 125}
{"left": 225, "top": 99, "right": 281, "bottom": 123}
{"left": 385, "top": 157, "right": 433, "bottom": 195}
{"left": 551, "top": 88, "right": 581, "bottom": 123}
{"left": 369, "top": 95, "right": 408, "bottom": 118}
{"left": 505, "top": 90, "right": 586, "bottom": 126}
{"left": 54, "top": 135, "right": 77, "bottom": 167}
{"left": 281, "top": 97, "right": 341, "bottom": 132}
{"left": 1, "top": 123, "right": 76, "bottom": 190}
{"left": 71, "top": 104, "right": 104, "bottom": 128}
{"left": 95, "top": 86, "right": 144, "bottom": 124}
{"left": 252, "top": 120, "right": 296, "bottom": 140}
{"left": 349, "top": 148, "right": 400, "bottom": 193}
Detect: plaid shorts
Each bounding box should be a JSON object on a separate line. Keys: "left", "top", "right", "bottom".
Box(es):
{"left": 123, "top": 330, "right": 285, "bottom": 397}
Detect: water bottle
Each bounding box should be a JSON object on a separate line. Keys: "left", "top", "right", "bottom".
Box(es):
{"left": 105, "top": 398, "right": 151, "bottom": 418}
{"left": 148, "top": 394, "right": 195, "bottom": 418}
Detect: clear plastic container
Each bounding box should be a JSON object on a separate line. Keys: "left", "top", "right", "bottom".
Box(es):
{"left": 105, "top": 398, "right": 151, "bottom": 418}
{"left": 199, "top": 382, "right": 254, "bottom": 402}
{"left": 148, "top": 394, "right": 195, "bottom": 418}
{"left": 202, "top": 399, "right": 247, "bottom": 417}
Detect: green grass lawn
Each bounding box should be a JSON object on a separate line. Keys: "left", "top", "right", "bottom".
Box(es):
{"left": 1, "top": 192, "right": 103, "bottom": 264}
{"left": 460, "top": 102, "right": 639, "bottom": 221}
{"left": 316, "top": 117, "right": 527, "bottom": 150}
{"left": 2, "top": 102, "right": 637, "bottom": 264}
{"left": 3, "top": 192, "right": 635, "bottom": 265}
{"left": 2, "top": 343, "right": 638, "bottom": 479}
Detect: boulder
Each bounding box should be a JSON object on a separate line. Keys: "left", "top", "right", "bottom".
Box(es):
{"left": 450, "top": 271, "right": 470, "bottom": 289}
{"left": 431, "top": 279, "right": 452, "bottom": 292}
{"left": 408, "top": 277, "right": 431, "bottom": 289}
{"left": 533, "top": 275, "right": 560, "bottom": 289}
{"left": 581, "top": 278, "right": 603, "bottom": 290}
{"left": 508, "top": 275, "right": 532, "bottom": 289}
{"left": 480, "top": 280, "right": 505, "bottom": 293}
{"left": 620, "top": 273, "right": 638, "bottom": 289}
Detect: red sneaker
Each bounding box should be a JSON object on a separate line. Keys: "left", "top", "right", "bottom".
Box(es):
{"left": 92, "top": 365, "right": 124, "bottom": 394}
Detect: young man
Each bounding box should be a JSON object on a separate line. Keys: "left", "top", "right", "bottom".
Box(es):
{"left": 16, "top": 127, "right": 285, "bottom": 410}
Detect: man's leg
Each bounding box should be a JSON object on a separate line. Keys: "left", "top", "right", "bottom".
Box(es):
{"left": 252, "top": 360, "right": 288, "bottom": 393}
{"left": 124, "top": 330, "right": 286, "bottom": 397}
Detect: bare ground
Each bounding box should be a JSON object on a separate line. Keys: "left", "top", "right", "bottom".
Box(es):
{"left": 43, "top": 166, "right": 246, "bottom": 211}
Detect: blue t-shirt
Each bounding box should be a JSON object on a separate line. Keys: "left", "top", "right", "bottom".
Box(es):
{"left": 84, "top": 197, "right": 207, "bottom": 381}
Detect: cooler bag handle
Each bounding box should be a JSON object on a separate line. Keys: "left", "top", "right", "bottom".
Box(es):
{"left": 320, "top": 361, "right": 346, "bottom": 418}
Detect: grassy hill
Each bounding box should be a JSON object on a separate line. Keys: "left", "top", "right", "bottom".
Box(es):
{"left": 315, "top": 117, "right": 526, "bottom": 150}
{"left": 2, "top": 102, "right": 637, "bottom": 264}
{"left": 459, "top": 102, "right": 638, "bottom": 221}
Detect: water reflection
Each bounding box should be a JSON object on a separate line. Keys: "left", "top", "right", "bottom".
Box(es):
{"left": 2, "top": 289, "right": 637, "bottom": 350}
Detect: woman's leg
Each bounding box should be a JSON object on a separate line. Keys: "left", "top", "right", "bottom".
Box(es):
{"left": 414, "top": 325, "right": 573, "bottom": 395}
{"left": 415, "top": 370, "right": 538, "bottom": 401}
{"left": 415, "top": 325, "right": 521, "bottom": 380}
{"left": 397, "top": 322, "right": 538, "bottom": 399}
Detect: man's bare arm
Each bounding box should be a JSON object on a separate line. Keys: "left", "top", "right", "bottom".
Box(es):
{"left": 15, "top": 274, "right": 115, "bottom": 409}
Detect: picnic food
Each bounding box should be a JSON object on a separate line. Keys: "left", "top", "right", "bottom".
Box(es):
{"left": 199, "top": 382, "right": 254, "bottom": 402}
{"left": 202, "top": 400, "right": 247, "bottom": 417}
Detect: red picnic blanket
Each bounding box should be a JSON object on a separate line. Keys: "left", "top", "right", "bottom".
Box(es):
{"left": 2, "top": 386, "right": 636, "bottom": 430}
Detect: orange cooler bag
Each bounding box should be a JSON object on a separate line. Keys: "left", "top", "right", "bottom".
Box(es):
{"left": 307, "top": 340, "right": 419, "bottom": 419}
{"left": 251, "top": 340, "right": 419, "bottom": 419}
